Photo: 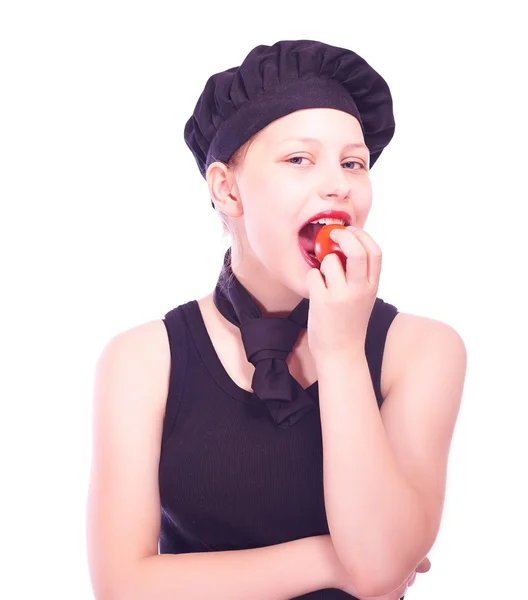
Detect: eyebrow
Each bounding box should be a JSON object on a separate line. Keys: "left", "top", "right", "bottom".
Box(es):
{"left": 277, "top": 137, "right": 369, "bottom": 153}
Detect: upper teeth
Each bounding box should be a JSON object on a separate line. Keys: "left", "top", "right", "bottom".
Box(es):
{"left": 309, "top": 217, "right": 347, "bottom": 226}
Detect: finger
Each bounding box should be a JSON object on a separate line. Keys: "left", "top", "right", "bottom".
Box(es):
{"left": 416, "top": 557, "right": 431, "bottom": 573}
{"left": 306, "top": 266, "right": 327, "bottom": 299}
{"left": 408, "top": 571, "right": 417, "bottom": 586}
{"left": 319, "top": 252, "right": 348, "bottom": 291}
{"left": 329, "top": 227, "right": 368, "bottom": 284}
{"left": 349, "top": 228, "right": 383, "bottom": 287}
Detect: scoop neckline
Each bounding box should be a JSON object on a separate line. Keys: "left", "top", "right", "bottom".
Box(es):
{"left": 184, "top": 299, "right": 319, "bottom": 404}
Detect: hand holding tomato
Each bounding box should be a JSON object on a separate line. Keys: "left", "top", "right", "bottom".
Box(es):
{"left": 314, "top": 223, "right": 348, "bottom": 269}
{"left": 306, "top": 224, "right": 383, "bottom": 361}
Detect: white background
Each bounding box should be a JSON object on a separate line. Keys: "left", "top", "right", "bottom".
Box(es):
{"left": 1, "top": 1, "right": 527, "bottom": 598}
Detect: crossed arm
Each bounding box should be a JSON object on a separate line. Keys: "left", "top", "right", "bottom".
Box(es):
{"left": 317, "top": 314, "right": 467, "bottom": 597}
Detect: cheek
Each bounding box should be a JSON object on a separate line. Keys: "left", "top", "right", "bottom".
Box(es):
{"left": 245, "top": 206, "right": 285, "bottom": 248}
{"left": 243, "top": 200, "right": 294, "bottom": 262}
{"left": 242, "top": 176, "right": 294, "bottom": 230}
{"left": 356, "top": 180, "right": 373, "bottom": 213}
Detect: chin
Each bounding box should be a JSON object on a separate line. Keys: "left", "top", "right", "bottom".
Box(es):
{"left": 256, "top": 249, "right": 312, "bottom": 299}
{"left": 281, "top": 269, "right": 312, "bottom": 300}
{"left": 291, "top": 253, "right": 319, "bottom": 295}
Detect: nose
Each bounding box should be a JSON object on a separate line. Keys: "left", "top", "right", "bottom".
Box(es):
{"left": 318, "top": 170, "right": 351, "bottom": 203}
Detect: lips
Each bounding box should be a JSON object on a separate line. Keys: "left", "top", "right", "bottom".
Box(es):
{"left": 298, "top": 209, "right": 352, "bottom": 233}
{"left": 298, "top": 240, "right": 321, "bottom": 268}
{"left": 298, "top": 209, "right": 351, "bottom": 268}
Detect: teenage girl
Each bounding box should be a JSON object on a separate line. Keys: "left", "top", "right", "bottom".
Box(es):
{"left": 87, "top": 40, "right": 466, "bottom": 600}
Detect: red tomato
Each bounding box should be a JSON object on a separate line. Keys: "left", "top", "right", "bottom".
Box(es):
{"left": 314, "top": 224, "right": 347, "bottom": 269}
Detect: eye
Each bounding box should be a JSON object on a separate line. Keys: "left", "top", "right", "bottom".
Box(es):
{"left": 287, "top": 156, "right": 310, "bottom": 165}
{"left": 342, "top": 160, "right": 365, "bottom": 170}
{"left": 286, "top": 156, "right": 367, "bottom": 170}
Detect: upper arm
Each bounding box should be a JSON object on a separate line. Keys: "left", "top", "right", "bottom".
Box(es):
{"left": 380, "top": 315, "right": 467, "bottom": 548}
{"left": 86, "top": 320, "right": 170, "bottom": 599}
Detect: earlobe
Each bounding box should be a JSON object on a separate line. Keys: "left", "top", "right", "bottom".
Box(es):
{"left": 207, "top": 161, "right": 243, "bottom": 217}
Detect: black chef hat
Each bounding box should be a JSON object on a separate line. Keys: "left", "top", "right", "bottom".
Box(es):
{"left": 184, "top": 39, "right": 395, "bottom": 180}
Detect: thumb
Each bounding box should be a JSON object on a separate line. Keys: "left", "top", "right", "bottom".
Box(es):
{"left": 416, "top": 556, "right": 431, "bottom": 573}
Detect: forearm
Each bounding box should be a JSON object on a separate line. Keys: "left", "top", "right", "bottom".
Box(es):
{"left": 317, "top": 351, "right": 429, "bottom": 594}
{"left": 118, "top": 535, "right": 340, "bottom": 600}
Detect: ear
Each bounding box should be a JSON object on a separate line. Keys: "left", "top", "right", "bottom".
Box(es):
{"left": 206, "top": 162, "right": 244, "bottom": 218}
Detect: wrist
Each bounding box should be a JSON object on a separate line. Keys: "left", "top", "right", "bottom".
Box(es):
{"left": 315, "top": 347, "right": 366, "bottom": 374}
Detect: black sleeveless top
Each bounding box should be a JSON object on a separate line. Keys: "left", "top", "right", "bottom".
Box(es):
{"left": 158, "top": 297, "right": 399, "bottom": 599}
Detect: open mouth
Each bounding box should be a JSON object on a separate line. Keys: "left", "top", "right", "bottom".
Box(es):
{"left": 298, "top": 217, "right": 348, "bottom": 267}
{"left": 298, "top": 222, "right": 324, "bottom": 267}
{"left": 299, "top": 242, "right": 321, "bottom": 268}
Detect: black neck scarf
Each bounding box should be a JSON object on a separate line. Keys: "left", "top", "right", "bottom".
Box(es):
{"left": 212, "top": 248, "right": 317, "bottom": 429}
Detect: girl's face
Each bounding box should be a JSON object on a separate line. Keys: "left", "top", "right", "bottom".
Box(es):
{"left": 229, "top": 108, "right": 373, "bottom": 298}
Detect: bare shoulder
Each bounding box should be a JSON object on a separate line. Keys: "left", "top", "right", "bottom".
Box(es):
{"left": 381, "top": 311, "right": 466, "bottom": 398}
{"left": 96, "top": 319, "right": 171, "bottom": 414}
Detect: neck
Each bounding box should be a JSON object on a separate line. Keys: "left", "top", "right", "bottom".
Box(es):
{"left": 229, "top": 246, "right": 304, "bottom": 318}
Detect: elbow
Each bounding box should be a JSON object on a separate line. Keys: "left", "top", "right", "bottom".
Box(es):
{"left": 354, "top": 577, "right": 404, "bottom": 599}
{"left": 340, "top": 554, "right": 411, "bottom": 598}
{"left": 335, "top": 516, "right": 435, "bottom": 596}
{"left": 350, "top": 570, "right": 408, "bottom": 599}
